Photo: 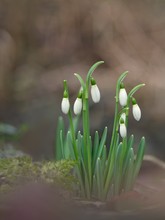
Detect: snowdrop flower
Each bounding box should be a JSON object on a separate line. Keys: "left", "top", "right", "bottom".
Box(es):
{"left": 120, "top": 112, "right": 126, "bottom": 123}
{"left": 119, "top": 118, "right": 127, "bottom": 138}
{"left": 61, "top": 90, "right": 70, "bottom": 114}
{"left": 119, "top": 83, "right": 127, "bottom": 107}
{"left": 91, "top": 78, "right": 100, "bottom": 103}
{"left": 73, "top": 92, "right": 83, "bottom": 115}
{"left": 132, "top": 98, "right": 141, "bottom": 121}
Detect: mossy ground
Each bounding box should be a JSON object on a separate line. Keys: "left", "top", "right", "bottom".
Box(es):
{"left": 0, "top": 156, "right": 76, "bottom": 194}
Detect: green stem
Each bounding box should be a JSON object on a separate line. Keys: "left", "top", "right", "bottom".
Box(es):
{"left": 68, "top": 110, "right": 78, "bottom": 160}
{"left": 109, "top": 99, "right": 119, "bottom": 156}
{"left": 82, "top": 88, "right": 92, "bottom": 193}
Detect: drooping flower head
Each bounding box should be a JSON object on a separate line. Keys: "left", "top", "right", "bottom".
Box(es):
{"left": 132, "top": 97, "right": 141, "bottom": 121}
{"left": 73, "top": 90, "right": 83, "bottom": 115}
{"left": 91, "top": 78, "right": 101, "bottom": 103}
{"left": 61, "top": 90, "right": 70, "bottom": 114}
{"left": 119, "top": 118, "right": 127, "bottom": 138}
{"left": 119, "top": 83, "right": 127, "bottom": 107}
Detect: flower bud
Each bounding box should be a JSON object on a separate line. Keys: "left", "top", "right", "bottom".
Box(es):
{"left": 61, "top": 90, "right": 70, "bottom": 114}
{"left": 73, "top": 98, "right": 82, "bottom": 115}
{"left": 91, "top": 78, "right": 100, "bottom": 103}
{"left": 119, "top": 119, "right": 127, "bottom": 138}
{"left": 119, "top": 83, "right": 127, "bottom": 107}
{"left": 132, "top": 98, "right": 141, "bottom": 121}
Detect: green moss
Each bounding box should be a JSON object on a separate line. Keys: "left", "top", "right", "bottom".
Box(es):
{"left": 40, "top": 160, "right": 77, "bottom": 188}
{"left": 0, "top": 156, "right": 76, "bottom": 194}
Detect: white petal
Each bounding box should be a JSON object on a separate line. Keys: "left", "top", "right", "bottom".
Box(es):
{"left": 132, "top": 104, "right": 141, "bottom": 121}
{"left": 119, "top": 88, "right": 127, "bottom": 106}
{"left": 119, "top": 123, "right": 127, "bottom": 138}
{"left": 61, "top": 98, "right": 70, "bottom": 114}
{"left": 91, "top": 85, "right": 100, "bottom": 103}
{"left": 120, "top": 113, "right": 126, "bottom": 122}
{"left": 73, "top": 98, "right": 82, "bottom": 115}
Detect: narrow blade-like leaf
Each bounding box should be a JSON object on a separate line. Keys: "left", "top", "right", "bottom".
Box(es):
{"left": 97, "top": 127, "right": 107, "bottom": 158}
{"left": 133, "top": 137, "right": 145, "bottom": 181}
{"left": 92, "top": 131, "right": 99, "bottom": 172}
{"left": 55, "top": 116, "right": 65, "bottom": 160}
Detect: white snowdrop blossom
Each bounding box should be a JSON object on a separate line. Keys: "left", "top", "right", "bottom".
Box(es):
{"left": 119, "top": 123, "right": 127, "bottom": 138}
{"left": 119, "top": 84, "right": 127, "bottom": 107}
{"left": 61, "top": 97, "right": 70, "bottom": 114}
{"left": 133, "top": 103, "right": 141, "bottom": 121}
{"left": 120, "top": 113, "right": 126, "bottom": 123}
{"left": 91, "top": 84, "right": 100, "bottom": 103}
{"left": 74, "top": 98, "right": 82, "bottom": 115}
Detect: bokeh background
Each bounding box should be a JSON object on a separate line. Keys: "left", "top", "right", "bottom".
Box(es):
{"left": 0, "top": 0, "right": 165, "bottom": 160}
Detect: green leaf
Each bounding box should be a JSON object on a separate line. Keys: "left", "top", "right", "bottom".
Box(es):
{"left": 97, "top": 127, "right": 107, "bottom": 158}
{"left": 92, "top": 131, "right": 99, "bottom": 172}
{"left": 71, "top": 116, "right": 79, "bottom": 133}
{"left": 101, "top": 145, "right": 107, "bottom": 171}
{"left": 128, "top": 135, "right": 134, "bottom": 149}
{"left": 55, "top": 116, "right": 65, "bottom": 160}
{"left": 63, "top": 136, "right": 70, "bottom": 159}
{"left": 77, "top": 131, "right": 83, "bottom": 159}
{"left": 92, "top": 175, "right": 97, "bottom": 197}
{"left": 103, "top": 137, "right": 119, "bottom": 198}
{"left": 124, "top": 157, "right": 134, "bottom": 191}
{"left": 112, "top": 133, "right": 120, "bottom": 157}
{"left": 114, "top": 142, "right": 123, "bottom": 195}
{"left": 81, "top": 157, "right": 91, "bottom": 199}
{"left": 74, "top": 164, "right": 86, "bottom": 197}
{"left": 96, "top": 157, "right": 103, "bottom": 199}
{"left": 67, "top": 116, "right": 79, "bottom": 142}
{"left": 60, "top": 130, "right": 64, "bottom": 159}
{"left": 89, "top": 135, "right": 92, "bottom": 156}
{"left": 63, "top": 117, "right": 79, "bottom": 159}
{"left": 133, "top": 137, "right": 145, "bottom": 181}
{"left": 107, "top": 184, "right": 114, "bottom": 200}
{"left": 123, "top": 147, "right": 134, "bottom": 177}
{"left": 66, "top": 131, "right": 76, "bottom": 160}
{"left": 124, "top": 135, "right": 134, "bottom": 161}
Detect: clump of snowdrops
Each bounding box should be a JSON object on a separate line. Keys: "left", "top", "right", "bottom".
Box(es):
{"left": 55, "top": 61, "right": 145, "bottom": 201}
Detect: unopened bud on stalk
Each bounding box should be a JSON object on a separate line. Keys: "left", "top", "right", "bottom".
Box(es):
{"left": 73, "top": 91, "right": 83, "bottom": 115}
{"left": 132, "top": 98, "right": 141, "bottom": 121}
{"left": 61, "top": 90, "right": 70, "bottom": 114}
{"left": 119, "top": 83, "right": 127, "bottom": 107}
{"left": 91, "top": 78, "right": 100, "bottom": 103}
{"left": 119, "top": 118, "right": 127, "bottom": 138}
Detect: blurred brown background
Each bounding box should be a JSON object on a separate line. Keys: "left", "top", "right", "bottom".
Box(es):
{"left": 0, "top": 0, "right": 165, "bottom": 159}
